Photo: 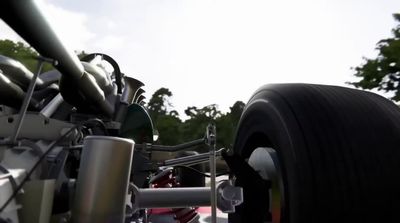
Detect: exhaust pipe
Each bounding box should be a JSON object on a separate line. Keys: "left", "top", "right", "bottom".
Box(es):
{"left": 0, "top": 71, "right": 26, "bottom": 108}
{"left": 0, "top": 0, "right": 114, "bottom": 116}
{"left": 0, "top": 55, "right": 45, "bottom": 90}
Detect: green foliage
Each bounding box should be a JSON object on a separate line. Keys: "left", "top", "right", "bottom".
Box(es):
{"left": 350, "top": 14, "right": 400, "bottom": 100}
{"left": 147, "top": 87, "right": 183, "bottom": 145}
{"left": 0, "top": 39, "right": 53, "bottom": 73}
{"left": 147, "top": 87, "right": 245, "bottom": 150}
{"left": 147, "top": 87, "right": 173, "bottom": 121}
{"left": 154, "top": 114, "right": 183, "bottom": 145}
{"left": 216, "top": 101, "right": 245, "bottom": 149}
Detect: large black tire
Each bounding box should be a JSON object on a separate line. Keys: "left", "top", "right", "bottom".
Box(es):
{"left": 230, "top": 84, "right": 400, "bottom": 223}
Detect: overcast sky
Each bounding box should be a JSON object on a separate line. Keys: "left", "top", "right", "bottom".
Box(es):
{"left": 1, "top": 0, "right": 400, "bottom": 117}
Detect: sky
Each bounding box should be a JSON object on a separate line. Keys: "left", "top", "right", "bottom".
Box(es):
{"left": 1, "top": 0, "right": 400, "bottom": 118}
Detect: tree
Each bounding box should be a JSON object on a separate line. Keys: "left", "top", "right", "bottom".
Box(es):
{"left": 350, "top": 14, "right": 400, "bottom": 100}
{"left": 153, "top": 115, "right": 183, "bottom": 145}
{"left": 229, "top": 101, "right": 245, "bottom": 126}
{"left": 0, "top": 39, "right": 53, "bottom": 73}
{"left": 147, "top": 87, "right": 173, "bottom": 120}
{"left": 215, "top": 101, "right": 245, "bottom": 149}
{"left": 182, "top": 102, "right": 245, "bottom": 150}
{"left": 146, "top": 87, "right": 183, "bottom": 145}
{"left": 182, "top": 104, "right": 221, "bottom": 148}
{"left": 146, "top": 87, "right": 246, "bottom": 150}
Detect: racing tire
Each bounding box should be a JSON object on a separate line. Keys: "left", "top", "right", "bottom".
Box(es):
{"left": 229, "top": 84, "right": 400, "bottom": 223}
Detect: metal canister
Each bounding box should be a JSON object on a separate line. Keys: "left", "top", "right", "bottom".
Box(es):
{"left": 72, "top": 136, "right": 134, "bottom": 223}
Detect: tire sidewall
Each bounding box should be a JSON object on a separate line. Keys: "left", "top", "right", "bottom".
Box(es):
{"left": 233, "top": 89, "right": 310, "bottom": 223}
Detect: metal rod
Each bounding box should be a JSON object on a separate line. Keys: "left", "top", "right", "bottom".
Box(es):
{"left": 0, "top": 1, "right": 115, "bottom": 117}
{"left": 135, "top": 187, "right": 211, "bottom": 209}
{"left": 11, "top": 60, "right": 44, "bottom": 143}
{"left": 161, "top": 148, "right": 224, "bottom": 167}
{"left": 210, "top": 148, "right": 217, "bottom": 223}
{"left": 207, "top": 124, "right": 217, "bottom": 223}
{"left": 144, "top": 138, "right": 205, "bottom": 152}
{"left": 131, "top": 182, "right": 244, "bottom": 214}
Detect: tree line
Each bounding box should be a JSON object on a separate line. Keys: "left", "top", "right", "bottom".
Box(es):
{"left": 146, "top": 87, "right": 245, "bottom": 150}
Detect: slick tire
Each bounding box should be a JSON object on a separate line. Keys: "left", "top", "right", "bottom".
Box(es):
{"left": 230, "top": 84, "right": 400, "bottom": 223}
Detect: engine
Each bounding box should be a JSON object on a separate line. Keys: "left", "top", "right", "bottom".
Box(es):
{"left": 0, "top": 1, "right": 243, "bottom": 223}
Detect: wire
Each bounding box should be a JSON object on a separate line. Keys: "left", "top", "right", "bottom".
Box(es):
{"left": 174, "top": 165, "right": 229, "bottom": 178}
{"left": 82, "top": 118, "right": 109, "bottom": 136}
{"left": 0, "top": 118, "right": 107, "bottom": 213}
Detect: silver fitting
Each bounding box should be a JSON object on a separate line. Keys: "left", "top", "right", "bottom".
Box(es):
{"left": 216, "top": 180, "right": 243, "bottom": 213}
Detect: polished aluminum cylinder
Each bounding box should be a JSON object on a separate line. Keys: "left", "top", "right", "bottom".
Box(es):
{"left": 72, "top": 136, "right": 134, "bottom": 223}
{"left": 40, "top": 94, "right": 63, "bottom": 118}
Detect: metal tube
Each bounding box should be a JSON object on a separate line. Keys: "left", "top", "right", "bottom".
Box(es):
{"left": 134, "top": 187, "right": 211, "bottom": 210}
{"left": 162, "top": 148, "right": 224, "bottom": 167}
{"left": 131, "top": 182, "right": 244, "bottom": 213}
{"left": 163, "top": 153, "right": 209, "bottom": 166}
{"left": 148, "top": 138, "right": 205, "bottom": 152}
{"left": 0, "top": 1, "right": 83, "bottom": 81}
{"left": 0, "top": 72, "right": 27, "bottom": 108}
{"left": 207, "top": 124, "right": 217, "bottom": 223}
{"left": 163, "top": 158, "right": 209, "bottom": 167}
{"left": 72, "top": 136, "right": 134, "bottom": 223}
{"left": 0, "top": 0, "right": 114, "bottom": 117}
{"left": 11, "top": 61, "right": 43, "bottom": 143}
{"left": 40, "top": 94, "right": 63, "bottom": 118}
{"left": 0, "top": 55, "right": 44, "bottom": 90}
{"left": 210, "top": 149, "right": 217, "bottom": 223}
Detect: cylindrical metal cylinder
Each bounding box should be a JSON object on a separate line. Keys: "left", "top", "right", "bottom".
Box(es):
{"left": 40, "top": 94, "right": 63, "bottom": 118}
{"left": 72, "top": 136, "right": 134, "bottom": 223}
{"left": 135, "top": 187, "right": 211, "bottom": 209}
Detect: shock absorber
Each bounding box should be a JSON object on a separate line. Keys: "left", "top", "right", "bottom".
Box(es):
{"left": 148, "top": 168, "right": 200, "bottom": 223}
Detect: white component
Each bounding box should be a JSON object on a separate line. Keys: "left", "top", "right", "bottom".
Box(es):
{"left": 0, "top": 168, "right": 26, "bottom": 223}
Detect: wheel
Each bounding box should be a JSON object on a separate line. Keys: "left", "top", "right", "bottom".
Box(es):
{"left": 229, "top": 84, "right": 400, "bottom": 223}
{"left": 175, "top": 151, "right": 206, "bottom": 187}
